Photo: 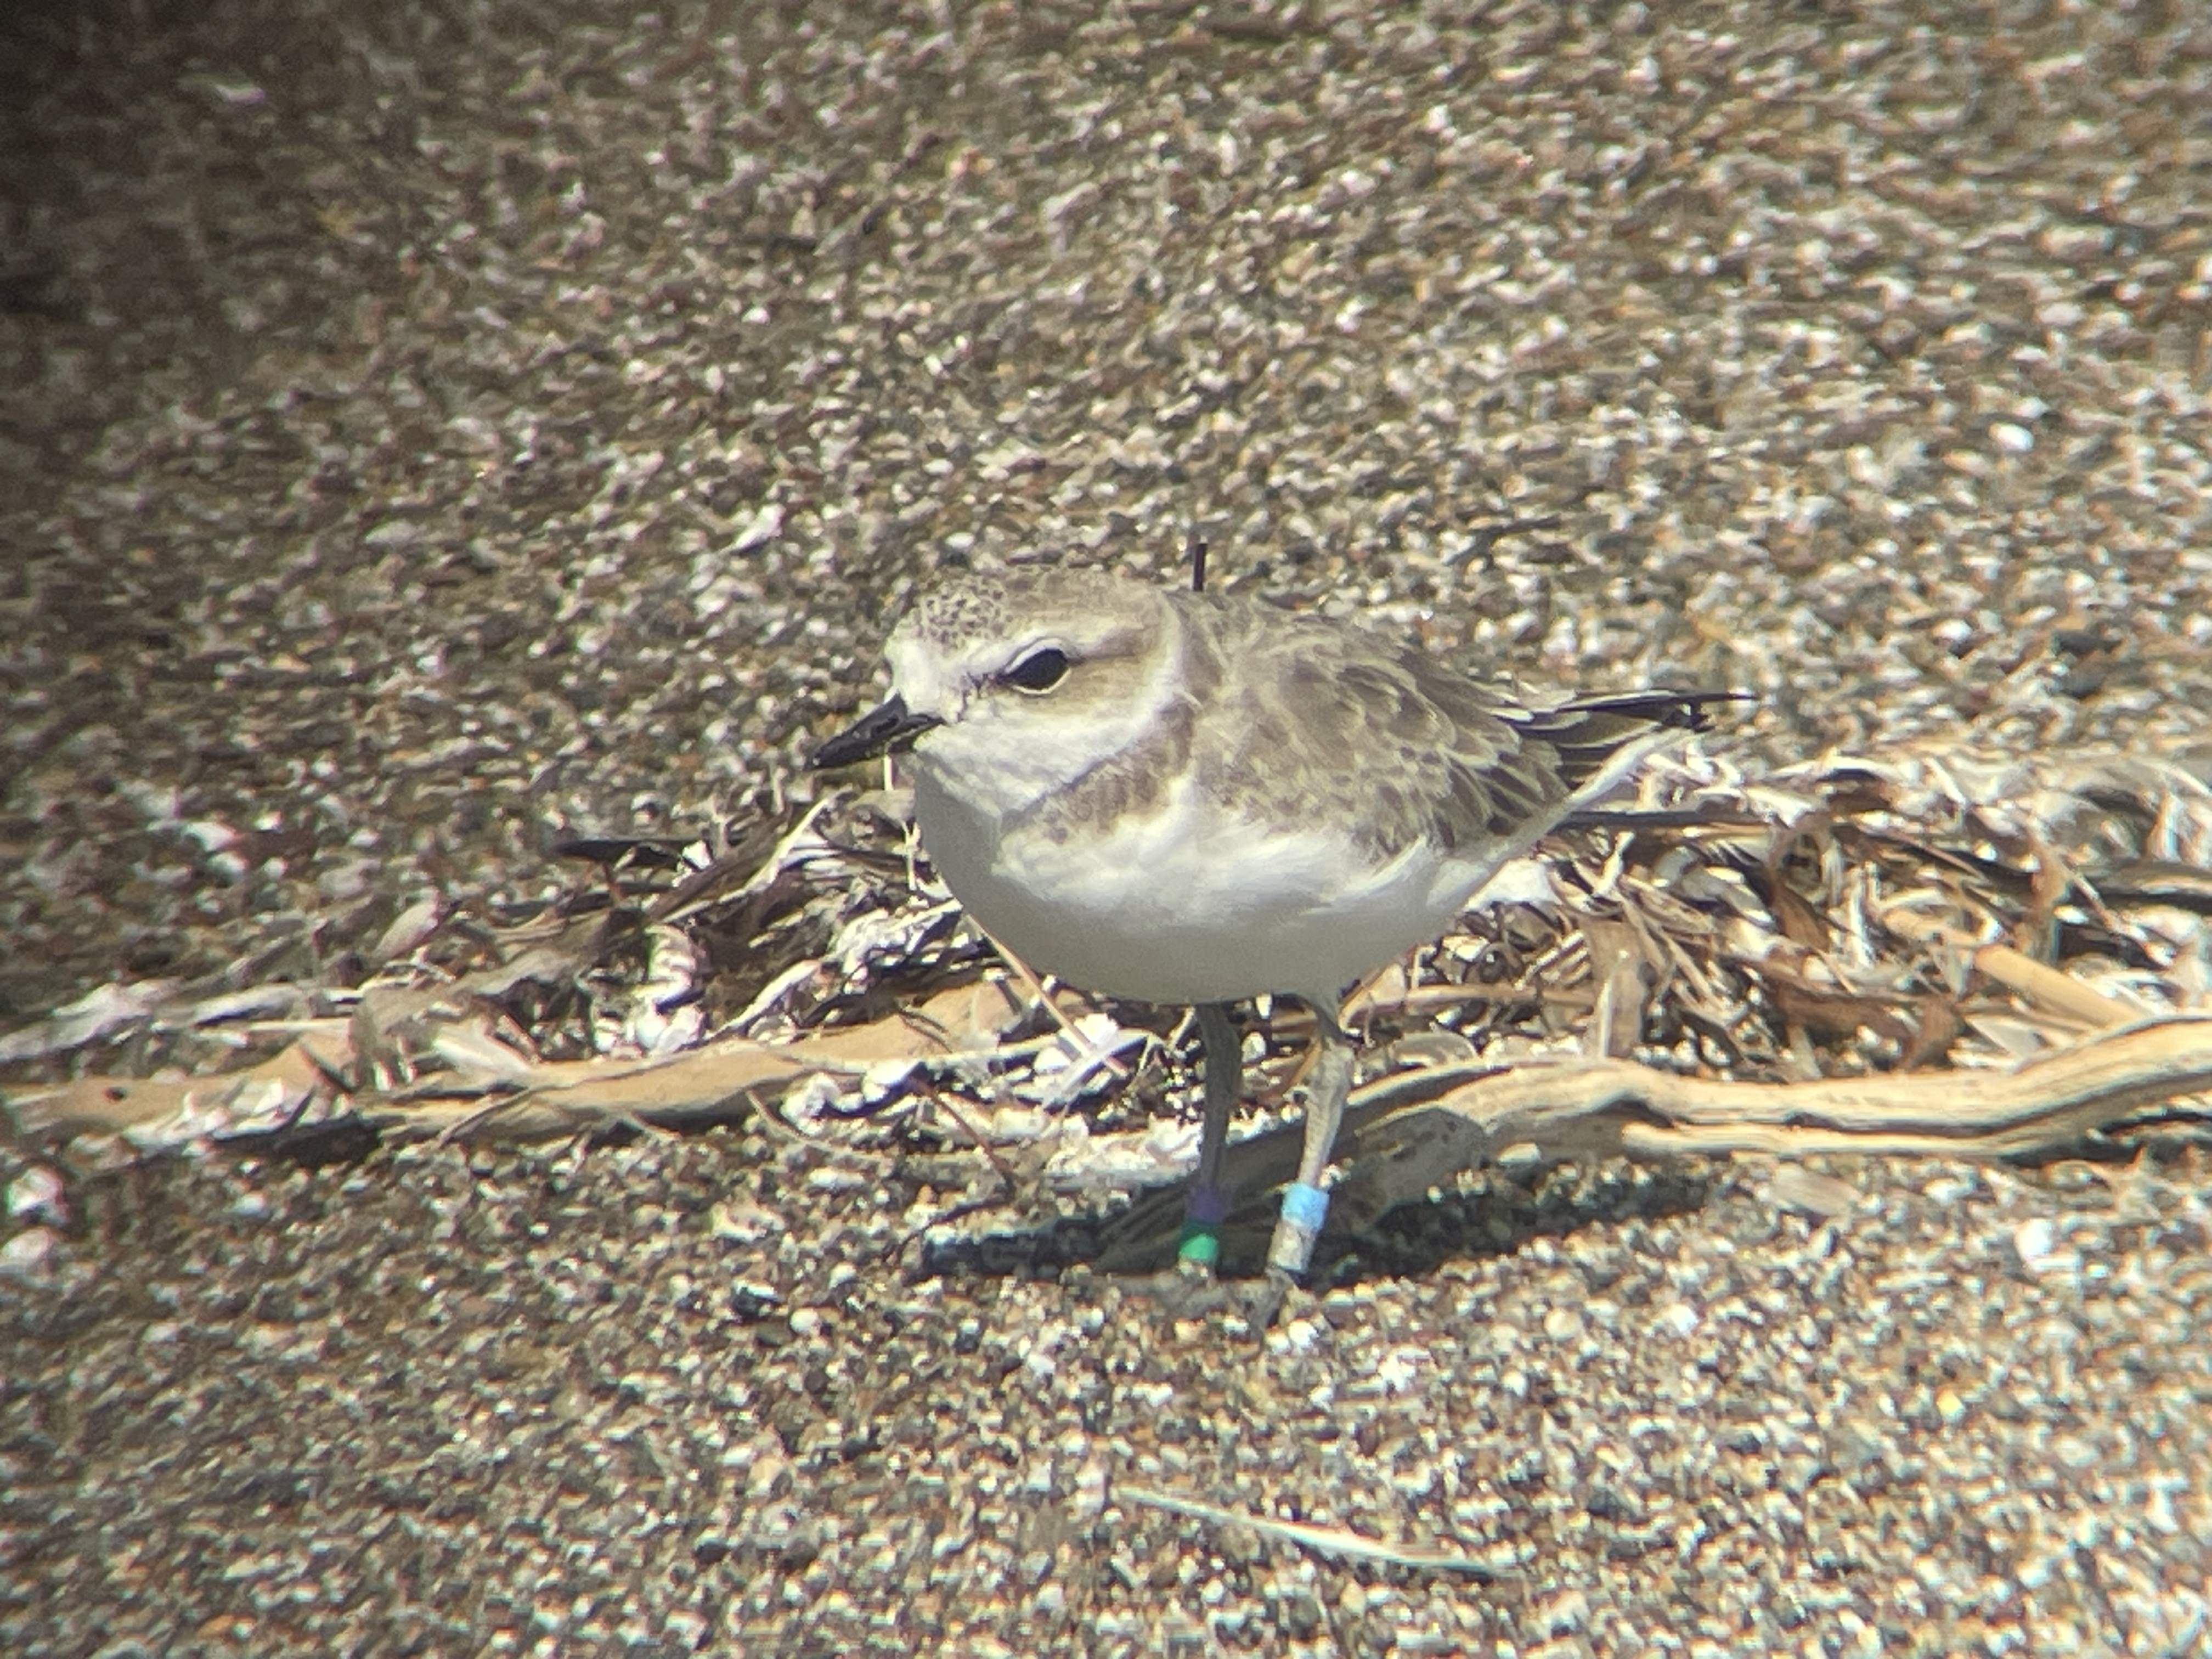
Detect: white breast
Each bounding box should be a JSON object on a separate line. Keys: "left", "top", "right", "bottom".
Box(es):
{"left": 913, "top": 768, "right": 1498, "bottom": 1013}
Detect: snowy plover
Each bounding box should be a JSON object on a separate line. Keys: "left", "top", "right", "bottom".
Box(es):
{"left": 815, "top": 566, "right": 1739, "bottom": 1317}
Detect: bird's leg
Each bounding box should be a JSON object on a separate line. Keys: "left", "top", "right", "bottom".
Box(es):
{"left": 1121, "top": 1002, "right": 1347, "bottom": 1334}
{"left": 1109, "top": 1005, "right": 1244, "bottom": 1319}
{"left": 1176, "top": 1002, "right": 1242, "bottom": 1271}
{"left": 1253, "top": 1006, "right": 1356, "bottom": 1323}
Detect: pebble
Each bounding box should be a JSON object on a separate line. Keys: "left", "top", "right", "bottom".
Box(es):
{"left": 6, "top": 4, "right": 2210, "bottom": 1657}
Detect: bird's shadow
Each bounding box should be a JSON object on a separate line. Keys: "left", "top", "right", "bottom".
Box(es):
{"left": 912, "top": 1160, "right": 1720, "bottom": 1293}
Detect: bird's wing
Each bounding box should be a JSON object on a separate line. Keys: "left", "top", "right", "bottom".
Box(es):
{"left": 1184, "top": 596, "right": 1736, "bottom": 862}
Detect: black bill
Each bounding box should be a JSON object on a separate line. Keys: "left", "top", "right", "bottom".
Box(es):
{"left": 810, "top": 693, "right": 944, "bottom": 770}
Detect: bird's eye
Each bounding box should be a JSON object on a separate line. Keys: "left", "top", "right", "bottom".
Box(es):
{"left": 1001, "top": 646, "right": 1070, "bottom": 695}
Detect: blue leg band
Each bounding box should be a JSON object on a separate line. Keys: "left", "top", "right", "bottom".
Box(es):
{"left": 1266, "top": 1182, "right": 1330, "bottom": 1279}
{"left": 1280, "top": 1182, "right": 1330, "bottom": 1232}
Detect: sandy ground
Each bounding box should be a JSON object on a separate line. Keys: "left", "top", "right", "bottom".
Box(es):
{"left": 4, "top": 2, "right": 2211, "bottom": 1654}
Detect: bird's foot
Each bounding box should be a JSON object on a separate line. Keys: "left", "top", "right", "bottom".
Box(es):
{"left": 1113, "top": 1260, "right": 1302, "bottom": 1334}
{"left": 1114, "top": 1256, "right": 1242, "bottom": 1321}
{"left": 1105, "top": 1177, "right": 1318, "bottom": 1334}
{"left": 1243, "top": 1266, "right": 1297, "bottom": 1333}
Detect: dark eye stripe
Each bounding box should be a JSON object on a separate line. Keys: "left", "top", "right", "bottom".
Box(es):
{"left": 1001, "top": 646, "right": 1070, "bottom": 693}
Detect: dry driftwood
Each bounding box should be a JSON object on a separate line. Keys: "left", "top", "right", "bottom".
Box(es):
{"left": 2, "top": 979, "right": 1036, "bottom": 1148}
{"left": 1096, "top": 1015, "right": 2212, "bottom": 1262}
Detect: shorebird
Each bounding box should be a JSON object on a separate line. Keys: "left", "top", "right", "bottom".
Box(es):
{"left": 815, "top": 567, "right": 1738, "bottom": 1321}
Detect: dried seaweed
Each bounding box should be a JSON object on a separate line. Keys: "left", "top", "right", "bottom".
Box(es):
{"left": 8, "top": 747, "right": 2212, "bottom": 1267}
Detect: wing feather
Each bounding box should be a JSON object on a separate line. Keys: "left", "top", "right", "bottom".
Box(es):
{"left": 1177, "top": 589, "right": 1739, "bottom": 865}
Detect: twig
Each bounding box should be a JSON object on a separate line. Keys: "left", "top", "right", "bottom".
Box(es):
{"left": 1116, "top": 1483, "right": 1503, "bottom": 1576}
{"left": 1882, "top": 905, "right": 2146, "bottom": 1028}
